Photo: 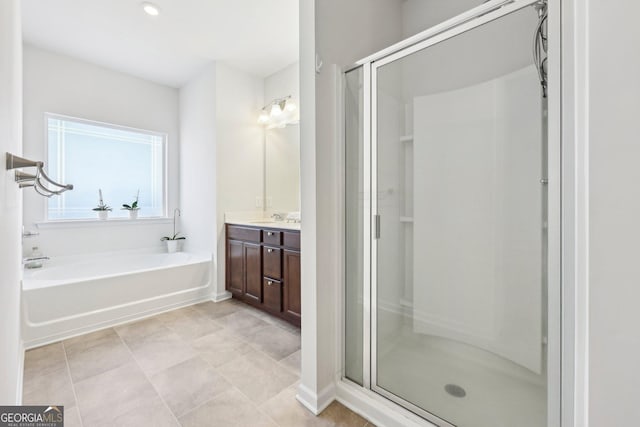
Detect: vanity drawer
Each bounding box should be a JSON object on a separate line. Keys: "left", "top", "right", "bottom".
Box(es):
{"left": 263, "top": 246, "right": 282, "bottom": 279}
{"left": 227, "top": 225, "right": 261, "bottom": 243}
{"left": 263, "top": 229, "right": 282, "bottom": 246}
{"left": 263, "top": 278, "right": 282, "bottom": 313}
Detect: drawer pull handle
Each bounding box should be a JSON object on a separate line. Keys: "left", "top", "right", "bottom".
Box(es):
{"left": 267, "top": 281, "right": 273, "bottom": 286}
{"left": 267, "top": 231, "right": 274, "bottom": 236}
{"left": 267, "top": 248, "right": 273, "bottom": 253}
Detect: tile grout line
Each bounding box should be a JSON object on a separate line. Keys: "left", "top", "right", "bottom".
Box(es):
{"left": 160, "top": 331, "right": 243, "bottom": 421}
{"left": 61, "top": 342, "right": 84, "bottom": 427}
{"left": 117, "top": 302, "right": 299, "bottom": 426}
{"left": 277, "top": 351, "right": 302, "bottom": 377}
{"left": 114, "top": 328, "right": 183, "bottom": 427}
{"left": 211, "top": 311, "right": 301, "bottom": 426}
{"left": 210, "top": 365, "right": 284, "bottom": 427}
{"left": 225, "top": 349, "right": 299, "bottom": 425}
{"left": 30, "top": 302, "right": 302, "bottom": 427}
{"left": 191, "top": 334, "right": 297, "bottom": 427}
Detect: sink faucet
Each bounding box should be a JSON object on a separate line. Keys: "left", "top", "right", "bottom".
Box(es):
{"left": 271, "top": 213, "right": 284, "bottom": 221}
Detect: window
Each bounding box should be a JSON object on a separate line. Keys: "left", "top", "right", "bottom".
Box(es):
{"left": 46, "top": 114, "right": 167, "bottom": 220}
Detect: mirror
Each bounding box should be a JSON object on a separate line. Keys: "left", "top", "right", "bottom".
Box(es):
{"left": 265, "top": 124, "right": 300, "bottom": 212}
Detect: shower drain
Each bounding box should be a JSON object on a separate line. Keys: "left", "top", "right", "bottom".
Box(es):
{"left": 444, "top": 384, "right": 467, "bottom": 398}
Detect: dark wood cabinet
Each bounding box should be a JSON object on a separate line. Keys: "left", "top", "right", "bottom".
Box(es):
{"left": 243, "top": 243, "right": 262, "bottom": 304}
{"left": 226, "top": 240, "right": 244, "bottom": 296}
{"left": 225, "top": 238, "right": 262, "bottom": 304}
{"left": 225, "top": 224, "right": 300, "bottom": 326}
{"left": 283, "top": 250, "right": 301, "bottom": 322}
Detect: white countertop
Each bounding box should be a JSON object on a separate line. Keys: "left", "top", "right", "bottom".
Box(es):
{"left": 225, "top": 219, "right": 301, "bottom": 231}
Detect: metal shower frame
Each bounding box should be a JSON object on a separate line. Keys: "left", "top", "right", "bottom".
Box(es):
{"left": 341, "top": 0, "right": 561, "bottom": 426}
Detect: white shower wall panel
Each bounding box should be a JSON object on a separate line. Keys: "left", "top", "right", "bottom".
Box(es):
{"left": 412, "top": 66, "right": 543, "bottom": 374}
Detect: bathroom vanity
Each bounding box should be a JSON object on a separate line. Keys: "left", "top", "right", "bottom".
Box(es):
{"left": 225, "top": 222, "right": 301, "bottom": 327}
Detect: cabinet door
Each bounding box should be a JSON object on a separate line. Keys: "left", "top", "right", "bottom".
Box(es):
{"left": 226, "top": 240, "right": 244, "bottom": 296}
{"left": 244, "top": 243, "right": 262, "bottom": 303}
{"left": 283, "top": 250, "right": 301, "bottom": 322}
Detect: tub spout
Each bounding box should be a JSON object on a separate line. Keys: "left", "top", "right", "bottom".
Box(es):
{"left": 23, "top": 256, "right": 50, "bottom": 263}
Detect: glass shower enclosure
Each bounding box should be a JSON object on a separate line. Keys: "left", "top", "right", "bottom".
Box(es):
{"left": 344, "top": 1, "right": 556, "bottom": 426}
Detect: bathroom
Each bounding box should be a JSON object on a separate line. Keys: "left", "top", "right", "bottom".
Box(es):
{"left": 2, "top": 0, "right": 640, "bottom": 427}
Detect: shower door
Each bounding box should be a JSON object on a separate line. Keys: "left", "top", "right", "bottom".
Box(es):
{"left": 345, "top": 1, "right": 553, "bottom": 426}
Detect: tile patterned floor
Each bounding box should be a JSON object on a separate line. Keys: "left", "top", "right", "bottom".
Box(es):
{"left": 23, "top": 299, "right": 374, "bottom": 427}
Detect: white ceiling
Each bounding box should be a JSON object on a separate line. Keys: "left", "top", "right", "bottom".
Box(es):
{"left": 21, "top": 0, "right": 299, "bottom": 88}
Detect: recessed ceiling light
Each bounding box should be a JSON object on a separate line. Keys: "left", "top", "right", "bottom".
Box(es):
{"left": 142, "top": 2, "right": 160, "bottom": 16}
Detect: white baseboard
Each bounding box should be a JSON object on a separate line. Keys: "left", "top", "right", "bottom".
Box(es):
{"left": 296, "top": 382, "right": 336, "bottom": 415}
{"left": 212, "top": 290, "right": 232, "bottom": 303}
{"left": 335, "top": 379, "right": 435, "bottom": 427}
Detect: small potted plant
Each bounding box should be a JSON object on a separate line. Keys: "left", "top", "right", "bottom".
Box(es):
{"left": 161, "top": 208, "right": 186, "bottom": 253}
{"left": 122, "top": 190, "right": 140, "bottom": 219}
{"left": 92, "top": 189, "right": 112, "bottom": 220}
{"left": 161, "top": 233, "right": 186, "bottom": 253}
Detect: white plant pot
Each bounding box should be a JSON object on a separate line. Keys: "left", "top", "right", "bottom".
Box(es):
{"left": 97, "top": 211, "right": 108, "bottom": 220}
{"left": 128, "top": 210, "right": 139, "bottom": 220}
{"left": 166, "top": 240, "right": 180, "bottom": 253}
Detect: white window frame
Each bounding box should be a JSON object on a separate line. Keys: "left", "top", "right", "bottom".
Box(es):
{"left": 43, "top": 112, "right": 169, "bottom": 223}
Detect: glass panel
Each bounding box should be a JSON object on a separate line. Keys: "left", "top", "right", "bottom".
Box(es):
{"left": 374, "top": 7, "right": 547, "bottom": 427}
{"left": 345, "top": 66, "right": 365, "bottom": 385}
{"left": 47, "top": 116, "right": 166, "bottom": 220}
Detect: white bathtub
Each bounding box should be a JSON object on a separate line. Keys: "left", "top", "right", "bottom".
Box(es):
{"left": 22, "top": 249, "right": 213, "bottom": 348}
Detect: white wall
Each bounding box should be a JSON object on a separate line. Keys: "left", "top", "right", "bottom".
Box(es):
{"left": 214, "top": 62, "right": 265, "bottom": 298}
{"left": 401, "top": 0, "right": 481, "bottom": 38}
{"left": 299, "top": 0, "right": 405, "bottom": 413}
{"left": 588, "top": 0, "right": 640, "bottom": 424}
{"left": 179, "top": 63, "right": 219, "bottom": 294}
{"left": 22, "top": 45, "right": 180, "bottom": 257}
{"left": 265, "top": 62, "right": 300, "bottom": 105}
{"left": 0, "top": 0, "right": 23, "bottom": 404}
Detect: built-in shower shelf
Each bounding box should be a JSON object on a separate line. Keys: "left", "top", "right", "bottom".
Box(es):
{"left": 399, "top": 216, "right": 414, "bottom": 223}
{"left": 399, "top": 135, "right": 413, "bottom": 143}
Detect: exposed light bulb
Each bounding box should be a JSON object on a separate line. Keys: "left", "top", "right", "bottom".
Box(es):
{"left": 284, "top": 100, "right": 297, "bottom": 112}
{"left": 270, "top": 103, "right": 283, "bottom": 117}
{"left": 258, "top": 110, "right": 270, "bottom": 124}
{"left": 142, "top": 2, "right": 160, "bottom": 16}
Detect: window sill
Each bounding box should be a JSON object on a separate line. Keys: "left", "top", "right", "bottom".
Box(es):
{"left": 35, "top": 217, "right": 172, "bottom": 230}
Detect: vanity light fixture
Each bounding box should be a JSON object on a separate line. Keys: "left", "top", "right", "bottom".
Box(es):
{"left": 258, "top": 96, "right": 299, "bottom": 129}
{"left": 142, "top": 2, "right": 161, "bottom": 16}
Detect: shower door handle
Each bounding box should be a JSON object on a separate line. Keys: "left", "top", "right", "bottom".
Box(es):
{"left": 374, "top": 215, "right": 380, "bottom": 239}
